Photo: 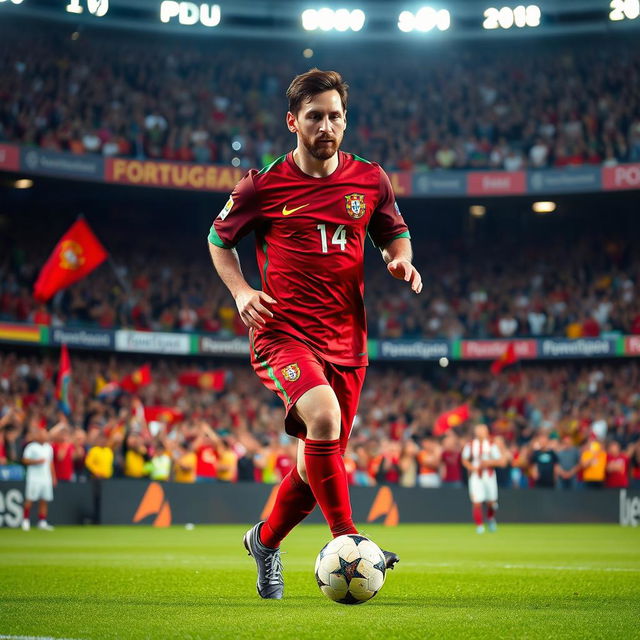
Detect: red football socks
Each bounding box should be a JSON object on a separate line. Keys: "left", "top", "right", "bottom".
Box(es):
{"left": 23, "top": 506, "right": 31, "bottom": 519}
{"left": 260, "top": 466, "right": 317, "bottom": 549}
{"left": 486, "top": 504, "right": 496, "bottom": 520}
{"left": 304, "top": 438, "right": 357, "bottom": 538}
{"left": 473, "top": 504, "right": 484, "bottom": 526}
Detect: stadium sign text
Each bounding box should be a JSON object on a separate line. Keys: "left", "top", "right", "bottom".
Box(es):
{"left": 602, "top": 163, "right": 640, "bottom": 190}
{"left": 199, "top": 336, "right": 250, "bottom": 356}
{"left": 0, "top": 488, "right": 23, "bottom": 528}
{"left": 51, "top": 328, "right": 113, "bottom": 350}
{"left": 461, "top": 339, "right": 537, "bottom": 360}
{"left": 539, "top": 338, "right": 615, "bottom": 358}
{"left": 115, "top": 330, "right": 191, "bottom": 354}
{"left": 106, "top": 158, "right": 242, "bottom": 192}
{"left": 378, "top": 339, "right": 449, "bottom": 360}
{"left": 0, "top": 143, "right": 20, "bottom": 171}
{"left": 619, "top": 490, "right": 640, "bottom": 527}
{"left": 160, "top": 2, "right": 220, "bottom": 27}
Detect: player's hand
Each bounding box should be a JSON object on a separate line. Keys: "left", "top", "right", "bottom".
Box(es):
{"left": 234, "top": 288, "right": 277, "bottom": 329}
{"left": 387, "top": 259, "right": 423, "bottom": 294}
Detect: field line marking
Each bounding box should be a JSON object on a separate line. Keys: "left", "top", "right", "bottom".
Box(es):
{"left": 0, "top": 635, "right": 83, "bottom": 640}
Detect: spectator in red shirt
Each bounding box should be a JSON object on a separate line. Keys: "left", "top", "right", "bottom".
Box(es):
{"left": 194, "top": 424, "right": 218, "bottom": 482}
{"left": 440, "top": 434, "right": 463, "bottom": 488}
{"left": 605, "top": 441, "right": 630, "bottom": 489}
{"left": 51, "top": 424, "right": 75, "bottom": 482}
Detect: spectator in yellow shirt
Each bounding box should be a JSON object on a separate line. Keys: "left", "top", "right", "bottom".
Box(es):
{"left": 173, "top": 442, "right": 197, "bottom": 483}
{"left": 216, "top": 438, "right": 238, "bottom": 483}
{"left": 124, "top": 433, "right": 149, "bottom": 479}
{"left": 85, "top": 434, "right": 114, "bottom": 479}
{"left": 581, "top": 440, "right": 607, "bottom": 488}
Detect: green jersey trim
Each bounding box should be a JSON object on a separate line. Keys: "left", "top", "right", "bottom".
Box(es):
{"left": 208, "top": 225, "right": 233, "bottom": 249}
{"left": 257, "top": 154, "right": 288, "bottom": 175}
{"left": 350, "top": 153, "right": 372, "bottom": 164}
{"left": 250, "top": 333, "right": 291, "bottom": 404}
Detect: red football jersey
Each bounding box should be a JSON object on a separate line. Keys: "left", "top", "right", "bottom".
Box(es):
{"left": 209, "top": 151, "right": 410, "bottom": 366}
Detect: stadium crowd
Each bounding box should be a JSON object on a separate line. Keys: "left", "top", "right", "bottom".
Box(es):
{"left": 1, "top": 28, "right": 640, "bottom": 171}
{"left": 1, "top": 352, "right": 639, "bottom": 489}
{"left": 1, "top": 231, "right": 639, "bottom": 340}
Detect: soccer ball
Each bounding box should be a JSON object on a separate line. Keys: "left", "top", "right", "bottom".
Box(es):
{"left": 314, "top": 534, "right": 386, "bottom": 605}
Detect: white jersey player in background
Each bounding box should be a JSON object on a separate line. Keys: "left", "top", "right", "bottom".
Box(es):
{"left": 461, "top": 424, "right": 505, "bottom": 534}
{"left": 21, "top": 427, "right": 56, "bottom": 531}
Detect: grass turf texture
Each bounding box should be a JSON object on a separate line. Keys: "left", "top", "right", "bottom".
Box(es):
{"left": 0, "top": 524, "right": 638, "bottom": 639}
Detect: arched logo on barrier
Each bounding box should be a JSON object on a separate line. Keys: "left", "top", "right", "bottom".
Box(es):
{"left": 260, "top": 484, "right": 280, "bottom": 521}
{"left": 367, "top": 486, "right": 399, "bottom": 526}
{"left": 133, "top": 482, "right": 172, "bottom": 527}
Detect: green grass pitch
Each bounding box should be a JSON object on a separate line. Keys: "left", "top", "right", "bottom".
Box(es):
{"left": 0, "top": 524, "right": 638, "bottom": 639}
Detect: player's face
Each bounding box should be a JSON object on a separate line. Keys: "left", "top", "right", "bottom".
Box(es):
{"left": 288, "top": 90, "right": 346, "bottom": 160}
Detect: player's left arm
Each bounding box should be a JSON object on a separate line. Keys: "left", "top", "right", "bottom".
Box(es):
{"left": 381, "top": 238, "right": 423, "bottom": 294}
{"left": 370, "top": 167, "right": 422, "bottom": 294}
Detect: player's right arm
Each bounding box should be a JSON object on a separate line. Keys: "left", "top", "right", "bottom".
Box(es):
{"left": 207, "top": 172, "right": 275, "bottom": 329}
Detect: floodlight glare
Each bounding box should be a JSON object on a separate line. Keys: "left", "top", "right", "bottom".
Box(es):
{"left": 532, "top": 201, "right": 556, "bottom": 214}
{"left": 609, "top": 0, "right": 640, "bottom": 21}
{"left": 350, "top": 8, "right": 365, "bottom": 31}
{"left": 483, "top": 5, "right": 540, "bottom": 29}
{"left": 301, "top": 8, "right": 365, "bottom": 32}
{"left": 398, "top": 7, "right": 450, "bottom": 32}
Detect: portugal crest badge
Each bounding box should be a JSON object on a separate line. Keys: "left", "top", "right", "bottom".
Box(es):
{"left": 59, "top": 240, "right": 85, "bottom": 271}
{"left": 344, "top": 193, "right": 366, "bottom": 219}
{"left": 282, "top": 363, "right": 301, "bottom": 382}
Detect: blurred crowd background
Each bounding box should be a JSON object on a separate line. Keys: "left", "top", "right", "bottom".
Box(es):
{"left": 1, "top": 28, "right": 640, "bottom": 172}
{"left": 1, "top": 352, "right": 639, "bottom": 489}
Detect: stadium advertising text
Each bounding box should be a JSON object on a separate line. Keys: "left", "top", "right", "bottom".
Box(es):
{"left": 114, "top": 330, "right": 191, "bottom": 354}
{"left": 625, "top": 336, "right": 640, "bottom": 355}
{"left": 619, "top": 490, "right": 640, "bottom": 527}
{"left": 199, "top": 336, "right": 250, "bottom": 356}
{"left": 21, "top": 148, "right": 104, "bottom": 180}
{"left": 50, "top": 328, "right": 114, "bottom": 350}
{"left": 467, "top": 171, "right": 527, "bottom": 196}
{"left": 160, "top": 2, "right": 220, "bottom": 27}
{"left": 461, "top": 339, "right": 537, "bottom": 360}
{"left": 106, "top": 158, "right": 243, "bottom": 192}
{"left": 602, "top": 163, "right": 640, "bottom": 190}
{"left": 538, "top": 338, "right": 616, "bottom": 358}
{"left": 0, "top": 488, "right": 23, "bottom": 528}
{"left": 378, "top": 340, "right": 449, "bottom": 360}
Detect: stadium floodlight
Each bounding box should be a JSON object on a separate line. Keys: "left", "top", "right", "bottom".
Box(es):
{"left": 483, "top": 5, "right": 540, "bottom": 29}
{"left": 610, "top": 0, "right": 640, "bottom": 21}
{"left": 532, "top": 201, "right": 556, "bottom": 214}
{"left": 398, "top": 7, "right": 450, "bottom": 32}
{"left": 14, "top": 178, "right": 33, "bottom": 189}
{"left": 301, "top": 8, "right": 366, "bottom": 31}
{"left": 469, "top": 205, "right": 486, "bottom": 217}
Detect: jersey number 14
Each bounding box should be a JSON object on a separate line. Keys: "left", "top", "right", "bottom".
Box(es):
{"left": 316, "top": 224, "right": 347, "bottom": 253}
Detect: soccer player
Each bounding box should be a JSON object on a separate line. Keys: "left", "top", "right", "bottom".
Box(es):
{"left": 461, "top": 424, "right": 505, "bottom": 534}
{"left": 208, "top": 69, "right": 422, "bottom": 599}
{"left": 21, "top": 427, "right": 56, "bottom": 531}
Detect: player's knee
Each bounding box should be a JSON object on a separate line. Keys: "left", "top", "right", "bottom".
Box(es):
{"left": 305, "top": 408, "right": 341, "bottom": 441}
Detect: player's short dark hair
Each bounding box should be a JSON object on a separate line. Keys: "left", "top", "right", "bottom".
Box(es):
{"left": 286, "top": 68, "right": 348, "bottom": 115}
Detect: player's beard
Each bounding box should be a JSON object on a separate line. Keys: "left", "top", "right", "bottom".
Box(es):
{"left": 299, "top": 131, "right": 342, "bottom": 160}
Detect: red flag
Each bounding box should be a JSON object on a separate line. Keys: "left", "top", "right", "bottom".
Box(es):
{"left": 120, "top": 364, "right": 152, "bottom": 393}
{"left": 33, "top": 218, "right": 108, "bottom": 302}
{"left": 56, "top": 344, "right": 72, "bottom": 415}
{"left": 178, "top": 370, "right": 225, "bottom": 391}
{"left": 490, "top": 343, "right": 518, "bottom": 375}
{"left": 434, "top": 404, "right": 470, "bottom": 436}
{"left": 144, "top": 406, "right": 184, "bottom": 424}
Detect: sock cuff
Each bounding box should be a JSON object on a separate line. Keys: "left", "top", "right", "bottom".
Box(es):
{"left": 305, "top": 438, "right": 341, "bottom": 456}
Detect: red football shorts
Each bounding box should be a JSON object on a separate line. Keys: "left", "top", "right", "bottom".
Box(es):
{"left": 250, "top": 329, "right": 366, "bottom": 454}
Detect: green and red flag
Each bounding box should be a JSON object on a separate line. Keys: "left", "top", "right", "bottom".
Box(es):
{"left": 56, "top": 344, "right": 72, "bottom": 415}
{"left": 33, "top": 218, "right": 108, "bottom": 302}
{"left": 433, "top": 404, "right": 470, "bottom": 436}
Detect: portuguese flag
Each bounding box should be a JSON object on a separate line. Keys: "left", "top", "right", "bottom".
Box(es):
{"left": 143, "top": 406, "right": 184, "bottom": 425}
{"left": 490, "top": 343, "right": 518, "bottom": 375}
{"left": 120, "top": 364, "right": 152, "bottom": 393}
{"left": 433, "top": 404, "right": 470, "bottom": 436}
{"left": 178, "top": 370, "right": 225, "bottom": 391}
{"left": 33, "top": 218, "right": 108, "bottom": 302}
